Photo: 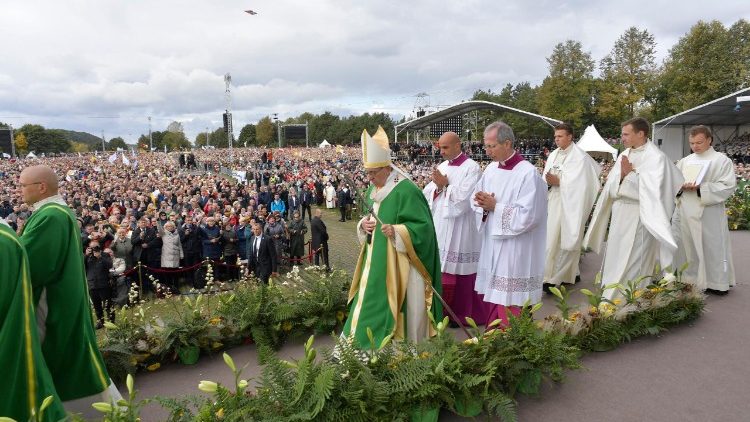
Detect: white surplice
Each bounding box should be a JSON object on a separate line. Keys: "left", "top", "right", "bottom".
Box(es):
{"left": 542, "top": 143, "right": 601, "bottom": 285}
{"left": 472, "top": 155, "right": 547, "bottom": 306}
{"left": 324, "top": 185, "right": 336, "bottom": 208}
{"left": 672, "top": 147, "right": 736, "bottom": 291}
{"left": 423, "top": 154, "right": 482, "bottom": 275}
{"left": 584, "top": 141, "right": 683, "bottom": 300}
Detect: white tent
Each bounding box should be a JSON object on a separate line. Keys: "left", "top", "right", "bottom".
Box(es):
{"left": 576, "top": 125, "right": 618, "bottom": 161}
{"left": 318, "top": 139, "right": 331, "bottom": 148}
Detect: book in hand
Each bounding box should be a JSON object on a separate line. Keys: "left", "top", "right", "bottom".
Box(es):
{"left": 682, "top": 159, "right": 710, "bottom": 185}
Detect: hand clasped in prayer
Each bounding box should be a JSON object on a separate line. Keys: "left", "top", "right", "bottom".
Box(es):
{"left": 474, "top": 191, "right": 496, "bottom": 212}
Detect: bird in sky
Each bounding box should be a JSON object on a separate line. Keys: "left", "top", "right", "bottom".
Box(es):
{"left": 245, "top": 10, "right": 257, "bottom": 15}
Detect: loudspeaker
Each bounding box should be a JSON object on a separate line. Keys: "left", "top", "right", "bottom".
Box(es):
{"left": 0, "top": 129, "right": 12, "bottom": 156}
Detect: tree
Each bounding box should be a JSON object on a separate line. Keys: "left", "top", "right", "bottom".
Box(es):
{"left": 256, "top": 116, "right": 275, "bottom": 146}
{"left": 208, "top": 128, "right": 229, "bottom": 148}
{"left": 108, "top": 136, "right": 128, "bottom": 151}
{"left": 238, "top": 123, "right": 256, "bottom": 147}
{"left": 309, "top": 112, "right": 340, "bottom": 143}
{"left": 194, "top": 132, "right": 208, "bottom": 147}
{"left": 162, "top": 131, "right": 191, "bottom": 151}
{"left": 166, "top": 121, "right": 184, "bottom": 133}
{"left": 14, "top": 132, "right": 28, "bottom": 154}
{"left": 597, "top": 27, "right": 657, "bottom": 128}
{"left": 70, "top": 142, "right": 89, "bottom": 153}
{"left": 137, "top": 134, "right": 150, "bottom": 151}
{"left": 18, "top": 125, "right": 71, "bottom": 154}
{"left": 537, "top": 40, "right": 595, "bottom": 130}
{"left": 657, "top": 20, "right": 743, "bottom": 118}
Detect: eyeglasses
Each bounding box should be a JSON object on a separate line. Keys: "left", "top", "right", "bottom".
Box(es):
{"left": 19, "top": 181, "right": 43, "bottom": 188}
{"left": 365, "top": 168, "right": 385, "bottom": 177}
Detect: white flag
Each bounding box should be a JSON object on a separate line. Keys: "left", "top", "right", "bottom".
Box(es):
{"left": 131, "top": 149, "right": 136, "bottom": 158}
{"left": 132, "top": 160, "right": 138, "bottom": 169}
{"left": 108, "top": 152, "right": 118, "bottom": 163}
{"left": 122, "top": 154, "right": 130, "bottom": 166}
{"left": 78, "top": 152, "right": 82, "bottom": 157}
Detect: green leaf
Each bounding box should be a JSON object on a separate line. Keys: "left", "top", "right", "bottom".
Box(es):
{"left": 516, "top": 368, "right": 542, "bottom": 395}
{"left": 549, "top": 287, "right": 564, "bottom": 300}
{"left": 379, "top": 333, "right": 394, "bottom": 350}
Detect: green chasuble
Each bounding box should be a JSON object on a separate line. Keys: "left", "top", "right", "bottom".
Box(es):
{"left": 20, "top": 202, "right": 110, "bottom": 401}
{"left": 342, "top": 174, "right": 442, "bottom": 348}
{"left": 0, "top": 223, "right": 66, "bottom": 422}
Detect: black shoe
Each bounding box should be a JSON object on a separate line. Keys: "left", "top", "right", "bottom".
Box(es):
{"left": 543, "top": 283, "right": 556, "bottom": 293}
{"left": 706, "top": 288, "right": 729, "bottom": 296}
{"left": 575, "top": 275, "right": 581, "bottom": 283}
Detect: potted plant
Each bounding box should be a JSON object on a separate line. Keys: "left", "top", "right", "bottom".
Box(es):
{"left": 161, "top": 295, "right": 210, "bottom": 365}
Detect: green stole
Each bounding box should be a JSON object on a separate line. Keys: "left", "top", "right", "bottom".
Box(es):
{"left": 342, "top": 178, "right": 442, "bottom": 348}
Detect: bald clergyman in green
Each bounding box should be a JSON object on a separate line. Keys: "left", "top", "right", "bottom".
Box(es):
{"left": 18, "top": 165, "right": 121, "bottom": 418}
{"left": 0, "top": 218, "right": 66, "bottom": 422}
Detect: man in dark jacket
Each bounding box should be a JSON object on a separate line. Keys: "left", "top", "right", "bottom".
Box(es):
{"left": 85, "top": 245, "right": 113, "bottom": 328}
{"left": 336, "top": 186, "right": 349, "bottom": 222}
{"left": 300, "top": 185, "right": 313, "bottom": 221}
{"left": 131, "top": 217, "right": 162, "bottom": 290}
{"left": 199, "top": 217, "right": 222, "bottom": 260}
{"left": 180, "top": 216, "right": 203, "bottom": 287}
{"left": 247, "top": 223, "right": 277, "bottom": 284}
{"left": 311, "top": 209, "right": 330, "bottom": 271}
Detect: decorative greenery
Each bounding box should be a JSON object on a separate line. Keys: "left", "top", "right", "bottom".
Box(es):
{"left": 91, "top": 270, "right": 704, "bottom": 422}
{"left": 98, "top": 265, "right": 349, "bottom": 380}
{"left": 727, "top": 178, "right": 749, "bottom": 230}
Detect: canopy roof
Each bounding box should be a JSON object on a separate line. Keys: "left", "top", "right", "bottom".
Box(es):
{"left": 654, "top": 87, "right": 750, "bottom": 127}
{"left": 395, "top": 100, "right": 562, "bottom": 134}
{"left": 318, "top": 139, "right": 331, "bottom": 148}
{"left": 576, "top": 125, "right": 618, "bottom": 161}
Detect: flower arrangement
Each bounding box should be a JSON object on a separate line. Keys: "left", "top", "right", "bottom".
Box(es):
{"left": 90, "top": 269, "right": 704, "bottom": 422}
{"left": 726, "top": 178, "right": 749, "bottom": 230}
{"left": 99, "top": 265, "right": 349, "bottom": 379}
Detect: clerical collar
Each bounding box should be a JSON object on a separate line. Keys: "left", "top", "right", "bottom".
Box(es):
{"left": 695, "top": 146, "right": 715, "bottom": 157}
{"left": 32, "top": 194, "right": 66, "bottom": 213}
{"left": 448, "top": 152, "right": 468, "bottom": 166}
{"left": 498, "top": 151, "right": 523, "bottom": 170}
{"left": 630, "top": 142, "right": 648, "bottom": 152}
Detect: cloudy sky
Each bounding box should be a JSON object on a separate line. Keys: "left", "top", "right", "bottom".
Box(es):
{"left": 0, "top": 0, "right": 747, "bottom": 142}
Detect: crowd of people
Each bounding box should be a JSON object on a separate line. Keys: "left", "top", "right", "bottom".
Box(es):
{"left": 1, "top": 116, "right": 746, "bottom": 421}
{"left": 0, "top": 131, "right": 746, "bottom": 305}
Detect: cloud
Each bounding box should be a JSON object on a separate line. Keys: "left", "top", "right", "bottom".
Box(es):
{"left": 0, "top": 0, "right": 747, "bottom": 141}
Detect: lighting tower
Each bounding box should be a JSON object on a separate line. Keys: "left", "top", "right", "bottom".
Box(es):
{"left": 224, "top": 73, "right": 233, "bottom": 149}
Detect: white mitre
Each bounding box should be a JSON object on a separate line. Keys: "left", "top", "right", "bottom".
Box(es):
{"left": 362, "top": 126, "right": 391, "bottom": 169}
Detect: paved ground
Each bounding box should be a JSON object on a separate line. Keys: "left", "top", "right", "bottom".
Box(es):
{"left": 131, "top": 222, "right": 750, "bottom": 422}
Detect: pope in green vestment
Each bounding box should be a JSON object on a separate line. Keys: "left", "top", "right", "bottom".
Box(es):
{"left": 20, "top": 200, "right": 111, "bottom": 401}
{"left": 0, "top": 222, "right": 66, "bottom": 422}
{"left": 342, "top": 127, "right": 442, "bottom": 348}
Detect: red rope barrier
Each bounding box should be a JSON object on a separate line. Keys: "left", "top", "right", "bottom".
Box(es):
{"left": 119, "top": 258, "right": 241, "bottom": 276}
